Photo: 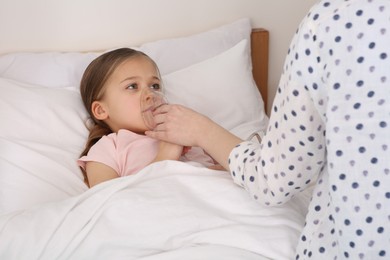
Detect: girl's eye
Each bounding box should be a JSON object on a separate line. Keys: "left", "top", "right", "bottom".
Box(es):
{"left": 126, "top": 84, "right": 137, "bottom": 90}
{"left": 150, "top": 84, "right": 161, "bottom": 91}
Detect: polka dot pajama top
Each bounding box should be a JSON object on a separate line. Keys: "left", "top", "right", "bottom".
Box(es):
{"left": 228, "top": 0, "right": 390, "bottom": 259}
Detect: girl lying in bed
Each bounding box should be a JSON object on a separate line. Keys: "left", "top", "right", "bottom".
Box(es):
{"left": 77, "top": 48, "right": 216, "bottom": 188}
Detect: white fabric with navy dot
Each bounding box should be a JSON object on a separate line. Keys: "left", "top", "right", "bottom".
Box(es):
{"left": 228, "top": 0, "right": 390, "bottom": 259}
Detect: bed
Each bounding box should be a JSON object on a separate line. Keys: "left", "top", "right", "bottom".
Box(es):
{"left": 0, "top": 18, "right": 311, "bottom": 260}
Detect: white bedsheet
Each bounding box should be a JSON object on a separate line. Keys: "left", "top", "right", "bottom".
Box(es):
{"left": 0, "top": 159, "right": 311, "bottom": 260}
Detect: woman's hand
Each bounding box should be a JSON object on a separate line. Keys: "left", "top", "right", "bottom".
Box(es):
{"left": 145, "top": 104, "right": 243, "bottom": 170}
{"left": 145, "top": 104, "right": 212, "bottom": 147}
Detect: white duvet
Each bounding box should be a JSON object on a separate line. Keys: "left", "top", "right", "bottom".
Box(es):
{"left": 0, "top": 160, "right": 310, "bottom": 260}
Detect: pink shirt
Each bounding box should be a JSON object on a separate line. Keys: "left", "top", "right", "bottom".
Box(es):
{"left": 78, "top": 129, "right": 214, "bottom": 177}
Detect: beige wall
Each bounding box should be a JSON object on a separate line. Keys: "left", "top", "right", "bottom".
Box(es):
{"left": 250, "top": 0, "right": 318, "bottom": 112}
{"left": 0, "top": 0, "right": 318, "bottom": 110}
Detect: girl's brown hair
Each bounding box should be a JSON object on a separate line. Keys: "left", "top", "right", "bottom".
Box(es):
{"left": 79, "top": 48, "right": 155, "bottom": 185}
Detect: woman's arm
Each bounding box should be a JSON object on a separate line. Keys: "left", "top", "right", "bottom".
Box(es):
{"left": 85, "top": 161, "right": 119, "bottom": 188}
{"left": 145, "top": 104, "right": 242, "bottom": 169}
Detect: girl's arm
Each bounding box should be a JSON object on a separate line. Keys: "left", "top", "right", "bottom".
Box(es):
{"left": 85, "top": 141, "right": 182, "bottom": 188}
{"left": 85, "top": 161, "right": 119, "bottom": 188}
{"left": 151, "top": 141, "right": 183, "bottom": 163}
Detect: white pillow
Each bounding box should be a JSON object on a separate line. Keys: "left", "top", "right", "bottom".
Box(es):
{"left": 0, "top": 18, "right": 251, "bottom": 88}
{"left": 0, "top": 78, "right": 88, "bottom": 150}
{"left": 140, "top": 18, "right": 251, "bottom": 75}
{"left": 163, "top": 39, "right": 268, "bottom": 140}
{"left": 0, "top": 138, "right": 88, "bottom": 214}
{"left": 0, "top": 78, "right": 88, "bottom": 214}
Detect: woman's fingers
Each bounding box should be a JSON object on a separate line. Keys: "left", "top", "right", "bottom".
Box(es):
{"left": 145, "top": 129, "right": 164, "bottom": 139}
{"left": 152, "top": 113, "right": 165, "bottom": 126}
{"left": 152, "top": 104, "right": 173, "bottom": 125}
{"left": 146, "top": 104, "right": 201, "bottom": 147}
{"left": 153, "top": 103, "right": 170, "bottom": 115}
{"left": 152, "top": 122, "right": 166, "bottom": 132}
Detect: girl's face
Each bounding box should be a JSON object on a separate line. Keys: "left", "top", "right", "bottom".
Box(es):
{"left": 93, "top": 55, "right": 162, "bottom": 134}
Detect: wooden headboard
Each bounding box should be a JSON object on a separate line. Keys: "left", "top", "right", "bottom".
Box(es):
{"left": 250, "top": 28, "right": 269, "bottom": 113}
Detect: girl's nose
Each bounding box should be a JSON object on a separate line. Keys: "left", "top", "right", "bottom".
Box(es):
{"left": 142, "top": 88, "right": 156, "bottom": 106}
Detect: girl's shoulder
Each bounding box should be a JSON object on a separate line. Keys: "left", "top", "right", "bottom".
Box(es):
{"left": 116, "top": 129, "right": 154, "bottom": 141}
{"left": 107, "top": 129, "right": 158, "bottom": 147}
{"left": 91, "top": 129, "right": 157, "bottom": 154}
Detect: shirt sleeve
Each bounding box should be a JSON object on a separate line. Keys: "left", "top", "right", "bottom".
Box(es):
{"left": 228, "top": 14, "right": 326, "bottom": 206}
{"left": 77, "top": 135, "right": 119, "bottom": 175}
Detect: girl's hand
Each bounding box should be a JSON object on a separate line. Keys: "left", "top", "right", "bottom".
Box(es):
{"left": 152, "top": 141, "right": 183, "bottom": 163}
{"left": 208, "top": 164, "right": 226, "bottom": 171}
